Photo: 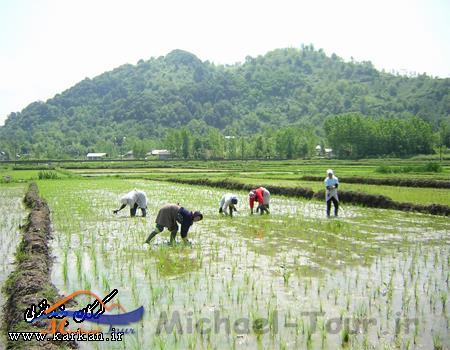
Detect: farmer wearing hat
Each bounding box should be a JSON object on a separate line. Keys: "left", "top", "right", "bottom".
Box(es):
{"left": 219, "top": 193, "right": 239, "bottom": 217}
{"left": 324, "top": 169, "right": 339, "bottom": 217}
{"left": 249, "top": 187, "right": 270, "bottom": 215}
{"left": 144, "top": 204, "right": 203, "bottom": 245}
{"left": 113, "top": 189, "right": 148, "bottom": 217}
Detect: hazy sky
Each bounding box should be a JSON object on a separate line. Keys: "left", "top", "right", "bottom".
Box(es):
{"left": 0, "top": 0, "right": 449, "bottom": 125}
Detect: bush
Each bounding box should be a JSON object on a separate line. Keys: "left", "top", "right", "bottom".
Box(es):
{"left": 375, "top": 162, "right": 442, "bottom": 174}
{"left": 375, "top": 165, "right": 391, "bottom": 174}
{"left": 1, "top": 176, "right": 12, "bottom": 183}
{"left": 421, "top": 162, "right": 442, "bottom": 173}
{"left": 38, "top": 170, "right": 58, "bottom": 180}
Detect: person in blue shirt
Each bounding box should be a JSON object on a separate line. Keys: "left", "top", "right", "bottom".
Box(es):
{"left": 144, "top": 204, "right": 203, "bottom": 245}
{"left": 324, "top": 169, "right": 339, "bottom": 217}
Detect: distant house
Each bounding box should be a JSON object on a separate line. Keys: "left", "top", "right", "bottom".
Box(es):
{"left": 86, "top": 153, "right": 107, "bottom": 160}
{"left": 147, "top": 149, "right": 171, "bottom": 160}
{"left": 315, "top": 145, "right": 333, "bottom": 158}
{"left": 123, "top": 150, "right": 134, "bottom": 159}
{"left": 315, "top": 145, "right": 322, "bottom": 156}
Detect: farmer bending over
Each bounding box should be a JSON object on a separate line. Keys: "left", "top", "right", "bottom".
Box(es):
{"left": 113, "top": 189, "right": 148, "bottom": 217}
{"left": 144, "top": 204, "right": 203, "bottom": 245}
{"left": 219, "top": 193, "right": 238, "bottom": 217}
{"left": 325, "top": 169, "right": 339, "bottom": 217}
{"left": 249, "top": 187, "right": 270, "bottom": 215}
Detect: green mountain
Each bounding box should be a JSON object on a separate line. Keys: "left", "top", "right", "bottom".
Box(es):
{"left": 0, "top": 46, "right": 449, "bottom": 158}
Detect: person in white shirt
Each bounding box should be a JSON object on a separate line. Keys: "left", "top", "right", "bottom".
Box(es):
{"left": 324, "top": 169, "right": 339, "bottom": 217}
{"left": 219, "top": 193, "right": 238, "bottom": 217}
{"left": 113, "top": 189, "right": 148, "bottom": 217}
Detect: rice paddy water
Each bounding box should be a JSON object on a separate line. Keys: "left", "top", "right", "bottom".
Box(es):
{"left": 33, "top": 178, "right": 450, "bottom": 349}
{"left": 0, "top": 184, "right": 26, "bottom": 349}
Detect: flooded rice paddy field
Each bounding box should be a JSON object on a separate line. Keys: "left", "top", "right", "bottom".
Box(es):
{"left": 37, "top": 178, "right": 449, "bottom": 350}
{"left": 0, "top": 185, "right": 26, "bottom": 301}
{"left": 0, "top": 184, "right": 26, "bottom": 349}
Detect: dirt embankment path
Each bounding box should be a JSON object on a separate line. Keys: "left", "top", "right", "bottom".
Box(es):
{"left": 2, "top": 183, "right": 75, "bottom": 349}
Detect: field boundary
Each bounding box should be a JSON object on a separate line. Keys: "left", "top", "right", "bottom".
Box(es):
{"left": 168, "top": 178, "right": 315, "bottom": 199}
{"left": 2, "top": 183, "right": 76, "bottom": 349}
{"left": 166, "top": 178, "right": 450, "bottom": 216}
{"left": 301, "top": 175, "right": 450, "bottom": 189}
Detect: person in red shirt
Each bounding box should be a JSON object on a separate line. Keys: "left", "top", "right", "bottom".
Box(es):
{"left": 249, "top": 187, "right": 270, "bottom": 215}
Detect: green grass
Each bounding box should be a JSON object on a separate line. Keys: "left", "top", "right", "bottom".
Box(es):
{"left": 24, "top": 159, "right": 450, "bottom": 205}
{"left": 5, "top": 158, "right": 449, "bottom": 209}
{"left": 0, "top": 169, "right": 42, "bottom": 181}
{"left": 6, "top": 158, "right": 450, "bottom": 179}
{"left": 0, "top": 167, "right": 75, "bottom": 182}
{"left": 27, "top": 158, "right": 448, "bottom": 206}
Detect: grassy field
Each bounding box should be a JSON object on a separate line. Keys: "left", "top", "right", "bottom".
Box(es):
{"left": 7, "top": 158, "right": 450, "bottom": 179}
{"left": 31, "top": 177, "right": 449, "bottom": 349}
{"left": 3, "top": 159, "right": 449, "bottom": 206}
{"left": 0, "top": 167, "right": 74, "bottom": 182}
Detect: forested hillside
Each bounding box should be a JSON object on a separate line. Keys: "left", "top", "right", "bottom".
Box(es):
{"left": 0, "top": 46, "right": 449, "bottom": 159}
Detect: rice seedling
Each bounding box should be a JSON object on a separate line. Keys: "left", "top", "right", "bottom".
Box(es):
{"left": 440, "top": 292, "right": 447, "bottom": 310}
{"left": 305, "top": 323, "right": 313, "bottom": 349}
{"left": 341, "top": 323, "right": 350, "bottom": 347}
{"left": 62, "top": 250, "right": 68, "bottom": 285}
{"left": 75, "top": 249, "right": 82, "bottom": 282}
{"left": 433, "top": 334, "right": 443, "bottom": 350}
{"left": 282, "top": 268, "right": 291, "bottom": 286}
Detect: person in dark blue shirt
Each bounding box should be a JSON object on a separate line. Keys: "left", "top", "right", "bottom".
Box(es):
{"left": 144, "top": 204, "right": 203, "bottom": 245}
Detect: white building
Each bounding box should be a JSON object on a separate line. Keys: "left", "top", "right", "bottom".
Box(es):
{"left": 324, "top": 148, "right": 333, "bottom": 158}
{"left": 147, "top": 149, "right": 171, "bottom": 160}
{"left": 123, "top": 150, "right": 134, "bottom": 159}
{"left": 315, "top": 145, "right": 322, "bottom": 156}
{"left": 86, "top": 153, "right": 107, "bottom": 160}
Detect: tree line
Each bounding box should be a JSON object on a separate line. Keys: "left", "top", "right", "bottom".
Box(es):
{"left": 163, "top": 124, "right": 317, "bottom": 160}
{"left": 324, "top": 114, "right": 443, "bottom": 159}
{"left": 0, "top": 47, "right": 449, "bottom": 159}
